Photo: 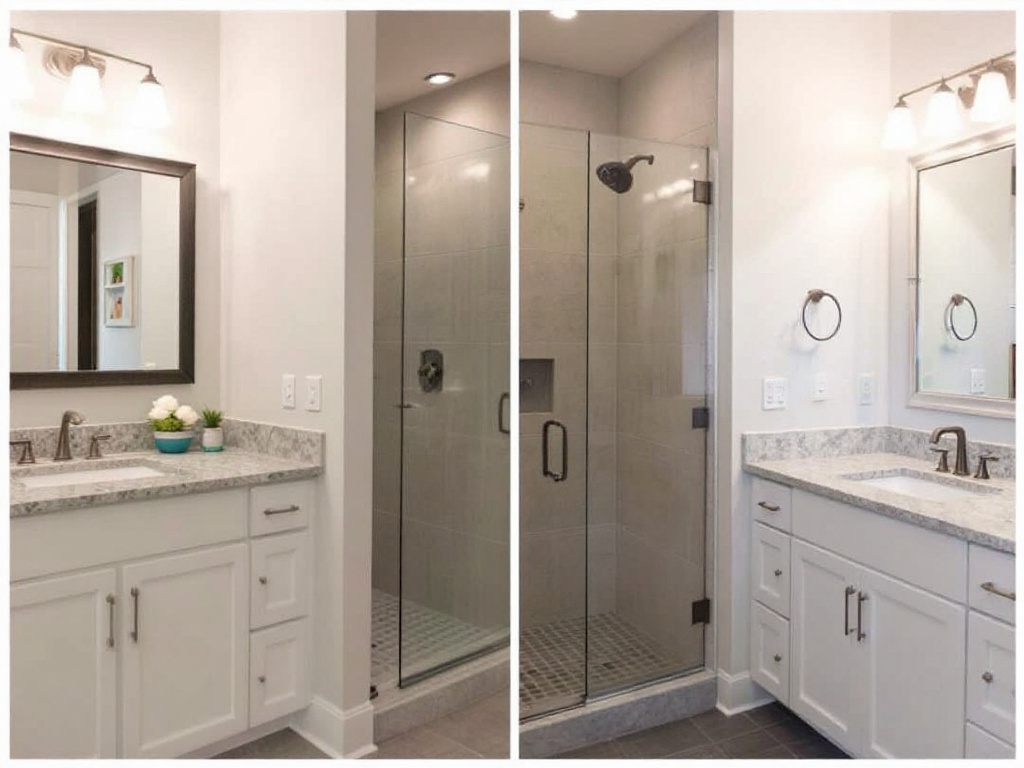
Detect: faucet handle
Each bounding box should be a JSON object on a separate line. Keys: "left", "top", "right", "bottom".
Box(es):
{"left": 87, "top": 434, "right": 111, "bottom": 460}
{"left": 974, "top": 454, "right": 999, "bottom": 480}
{"left": 9, "top": 440, "right": 36, "bottom": 465}
{"left": 930, "top": 446, "right": 950, "bottom": 473}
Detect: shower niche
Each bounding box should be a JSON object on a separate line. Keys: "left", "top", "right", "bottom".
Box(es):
{"left": 519, "top": 358, "right": 554, "bottom": 413}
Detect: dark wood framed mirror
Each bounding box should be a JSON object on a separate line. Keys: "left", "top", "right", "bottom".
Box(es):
{"left": 10, "top": 133, "right": 195, "bottom": 389}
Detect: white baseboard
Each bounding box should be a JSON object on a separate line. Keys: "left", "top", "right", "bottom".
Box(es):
{"left": 292, "top": 696, "right": 376, "bottom": 759}
{"left": 716, "top": 668, "right": 774, "bottom": 715}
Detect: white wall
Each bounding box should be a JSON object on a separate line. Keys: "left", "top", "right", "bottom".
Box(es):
{"left": 139, "top": 174, "right": 181, "bottom": 370}
{"left": 520, "top": 60, "right": 618, "bottom": 133}
{"left": 95, "top": 170, "right": 142, "bottom": 370}
{"left": 886, "top": 11, "right": 1016, "bottom": 443}
{"left": 9, "top": 11, "right": 221, "bottom": 426}
{"left": 219, "top": 10, "right": 376, "bottom": 757}
{"left": 717, "top": 11, "right": 892, "bottom": 710}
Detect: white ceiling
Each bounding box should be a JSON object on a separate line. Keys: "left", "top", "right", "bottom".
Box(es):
{"left": 375, "top": 11, "right": 510, "bottom": 110}
{"left": 520, "top": 11, "right": 709, "bottom": 78}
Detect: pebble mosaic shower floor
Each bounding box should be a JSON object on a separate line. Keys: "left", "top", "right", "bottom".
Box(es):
{"left": 519, "top": 612, "right": 687, "bottom": 718}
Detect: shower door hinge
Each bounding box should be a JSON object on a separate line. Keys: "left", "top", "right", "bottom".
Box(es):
{"left": 692, "top": 598, "right": 711, "bottom": 625}
{"left": 693, "top": 179, "right": 712, "bottom": 205}
{"left": 692, "top": 406, "right": 710, "bottom": 430}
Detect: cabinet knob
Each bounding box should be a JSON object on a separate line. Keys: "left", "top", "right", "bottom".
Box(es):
{"left": 258, "top": 675, "right": 266, "bottom": 683}
{"left": 982, "top": 671, "right": 994, "bottom": 683}
{"left": 774, "top": 569, "right": 783, "bottom": 577}
{"left": 774, "top": 654, "right": 782, "bottom": 662}
{"left": 259, "top": 576, "right": 268, "bottom": 585}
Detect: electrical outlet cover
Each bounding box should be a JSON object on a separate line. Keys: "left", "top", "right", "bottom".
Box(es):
{"left": 858, "top": 373, "right": 874, "bottom": 405}
{"left": 305, "top": 375, "right": 323, "bottom": 412}
{"left": 282, "top": 374, "right": 296, "bottom": 409}
{"left": 970, "top": 368, "right": 986, "bottom": 395}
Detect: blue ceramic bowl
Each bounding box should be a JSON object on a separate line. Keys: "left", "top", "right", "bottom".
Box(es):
{"left": 154, "top": 431, "right": 194, "bottom": 454}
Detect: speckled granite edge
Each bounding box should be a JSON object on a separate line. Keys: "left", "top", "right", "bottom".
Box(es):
{"left": 743, "top": 425, "right": 1014, "bottom": 479}
{"left": 222, "top": 418, "right": 325, "bottom": 466}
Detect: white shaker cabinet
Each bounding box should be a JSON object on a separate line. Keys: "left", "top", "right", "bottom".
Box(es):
{"left": 120, "top": 543, "right": 249, "bottom": 759}
{"left": 11, "top": 568, "right": 118, "bottom": 759}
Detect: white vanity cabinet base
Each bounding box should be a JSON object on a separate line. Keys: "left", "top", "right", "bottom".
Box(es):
{"left": 751, "top": 602, "right": 790, "bottom": 705}
{"left": 966, "top": 723, "right": 1015, "bottom": 759}
{"left": 967, "top": 611, "right": 1016, "bottom": 745}
{"left": 250, "top": 619, "right": 312, "bottom": 728}
{"left": 753, "top": 522, "right": 791, "bottom": 616}
{"left": 968, "top": 544, "right": 1016, "bottom": 626}
{"left": 121, "top": 543, "right": 249, "bottom": 759}
{"left": 250, "top": 530, "right": 310, "bottom": 629}
{"left": 11, "top": 568, "right": 118, "bottom": 758}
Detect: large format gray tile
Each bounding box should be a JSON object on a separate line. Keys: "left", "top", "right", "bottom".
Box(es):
{"left": 214, "top": 729, "right": 327, "bottom": 759}
{"left": 689, "top": 709, "right": 760, "bottom": 742}
{"left": 372, "top": 728, "right": 480, "bottom": 760}
{"left": 616, "top": 719, "right": 710, "bottom": 758}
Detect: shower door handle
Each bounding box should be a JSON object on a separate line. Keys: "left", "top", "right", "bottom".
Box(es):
{"left": 498, "top": 393, "right": 510, "bottom": 435}
{"left": 542, "top": 420, "right": 568, "bottom": 482}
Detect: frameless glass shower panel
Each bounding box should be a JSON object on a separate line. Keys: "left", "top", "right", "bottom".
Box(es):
{"left": 399, "top": 112, "right": 510, "bottom": 685}
{"left": 586, "top": 133, "right": 710, "bottom": 697}
{"left": 518, "top": 123, "right": 590, "bottom": 719}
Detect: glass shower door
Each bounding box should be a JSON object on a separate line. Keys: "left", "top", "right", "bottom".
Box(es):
{"left": 586, "top": 133, "right": 710, "bottom": 698}
{"left": 399, "top": 113, "right": 511, "bottom": 685}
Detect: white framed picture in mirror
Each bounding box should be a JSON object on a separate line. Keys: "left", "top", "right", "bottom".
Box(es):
{"left": 908, "top": 125, "right": 1015, "bottom": 419}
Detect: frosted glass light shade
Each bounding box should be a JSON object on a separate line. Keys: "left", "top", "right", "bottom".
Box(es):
{"left": 64, "top": 52, "right": 104, "bottom": 115}
{"left": 133, "top": 72, "right": 169, "bottom": 128}
{"left": 7, "top": 36, "right": 32, "bottom": 102}
{"left": 923, "top": 81, "right": 961, "bottom": 138}
{"left": 971, "top": 68, "right": 1012, "bottom": 123}
{"left": 882, "top": 99, "right": 916, "bottom": 150}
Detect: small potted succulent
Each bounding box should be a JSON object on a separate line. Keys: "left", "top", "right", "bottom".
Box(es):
{"left": 147, "top": 395, "right": 199, "bottom": 453}
{"left": 201, "top": 409, "right": 225, "bottom": 452}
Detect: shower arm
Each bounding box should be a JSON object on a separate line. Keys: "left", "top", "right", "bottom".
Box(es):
{"left": 623, "top": 154, "right": 655, "bottom": 171}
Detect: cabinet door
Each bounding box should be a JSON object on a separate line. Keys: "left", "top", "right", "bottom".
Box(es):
{"left": 121, "top": 543, "right": 248, "bottom": 758}
{"left": 250, "top": 530, "right": 310, "bottom": 629}
{"left": 750, "top": 601, "right": 790, "bottom": 705}
{"left": 752, "top": 522, "right": 791, "bottom": 617}
{"left": 857, "top": 565, "right": 965, "bottom": 758}
{"left": 967, "top": 612, "right": 1015, "bottom": 744}
{"left": 790, "top": 540, "right": 860, "bottom": 752}
{"left": 250, "top": 619, "right": 311, "bottom": 727}
{"left": 11, "top": 569, "right": 117, "bottom": 758}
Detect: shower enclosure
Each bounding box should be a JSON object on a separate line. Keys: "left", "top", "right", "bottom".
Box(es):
{"left": 519, "top": 123, "right": 711, "bottom": 719}
{"left": 373, "top": 112, "right": 510, "bottom": 691}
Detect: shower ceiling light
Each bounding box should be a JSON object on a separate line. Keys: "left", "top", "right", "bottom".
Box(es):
{"left": 7, "top": 33, "right": 33, "bottom": 102}
{"left": 971, "top": 64, "right": 1013, "bottom": 123}
{"left": 425, "top": 72, "right": 455, "bottom": 86}
{"left": 550, "top": 10, "right": 578, "bottom": 20}
{"left": 923, "top": 79, "right": 961, "bottom": 138}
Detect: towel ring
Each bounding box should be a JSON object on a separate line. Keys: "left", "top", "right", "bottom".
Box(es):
{"left": 802, "top": 289, "right": 842, "bottom": 342}
{"left": 946, "top": 293, "right": 978, "bottom": 341}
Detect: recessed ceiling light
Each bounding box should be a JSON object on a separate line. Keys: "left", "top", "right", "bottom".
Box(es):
{"left": 424, "top": 72, "right": 455, "bottom": 86}
{"left": 550, "top": 10, "right": 578, "bottom": 20}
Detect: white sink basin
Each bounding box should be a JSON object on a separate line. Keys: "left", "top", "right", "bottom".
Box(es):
{"left": 19, "top": 465, "right": 166, "bottom": 490}
{"left": 847, "top": 471, "right": 991, "bottom": 503}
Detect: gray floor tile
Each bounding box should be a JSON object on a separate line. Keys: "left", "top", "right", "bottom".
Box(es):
{"left": 718, "top": 730, "right": 784, "bottom": 758}
{"left": 430, "top": 692, "right": 510, "bottom": 758}
{"left": 555, "top": 740, "right": 628, "bottom": 759}
{"left": 373, "top": 728, "right": 481, "bottom": 760}
{"left": 746, "top": 702, "right": 798, "bottom": 729}
{"left": 214, "top": 729, "right": 328, "bottom": 759}
{"left": 617, "top": 719, "right": 711, "bottom": 758}
{"left": 764, "top": 717, "right": 822, "bottom": 745}
{"left": 690, "top": 709, "right": 760, "bottom": 742}
{"left": 788, "top": 735, "right": 849, "bottom": 759}
{"left": 668, "top": 743, "right": 728, "bottom": 759}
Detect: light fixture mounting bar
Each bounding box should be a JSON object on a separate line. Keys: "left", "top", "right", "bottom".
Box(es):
{"left": 11, "top": 27, "right": 155, "bottom": 73}
{"left": 896, "top": 50, "right": 1015, "bottom": 101}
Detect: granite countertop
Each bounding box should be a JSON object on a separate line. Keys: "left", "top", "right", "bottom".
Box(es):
{"left": 10, "top": 449, "right": 322, "bottom": 518}
{"left": 744, "top": 452, "right": 1015, "bottom": 553}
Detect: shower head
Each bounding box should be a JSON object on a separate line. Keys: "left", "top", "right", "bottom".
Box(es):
{"left": 595, "top": 154, "right": 655, "bottom": 194}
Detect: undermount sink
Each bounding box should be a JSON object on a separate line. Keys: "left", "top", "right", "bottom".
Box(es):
{"left": 18, "top": 465, "right": 166, "bottom": 490}
{"left": 843, "top": 468, "right": 995, "bottom": 503}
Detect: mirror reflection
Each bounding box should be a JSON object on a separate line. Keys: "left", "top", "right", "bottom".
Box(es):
{"left": 916, "top": 143, "right": 1016, "bottom": 400}
{"left": 10, "top": 151, "right": 180, "bottom": 373}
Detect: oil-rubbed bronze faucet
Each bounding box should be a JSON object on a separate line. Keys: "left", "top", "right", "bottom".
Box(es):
{"left": 929, "top": 426, "right": 969, "bottom": 476}
{"left": 54, "top": 411, "right": 85, "bottom": 461}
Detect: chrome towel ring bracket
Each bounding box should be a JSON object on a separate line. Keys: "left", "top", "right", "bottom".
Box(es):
{"left": 802, "top": 289, "right": 842, "bottom": 342}
{"left": 945, "top": 293, "right": 978, "bottom": 341}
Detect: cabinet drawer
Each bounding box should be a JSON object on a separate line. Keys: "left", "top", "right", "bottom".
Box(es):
{"left": 250, "top": 531, "right": 310, "bottom": 629}
{"left": 966, "top": 611, "right": 1015, "bottom": 744}
{"left": 250, "top": 619, "right": 311, "bottom": 728}
{"left": 249, "top": 482, "right": 313, "bottom": 537}
{"left": 968, "top": 545, "right": 1015, "bottom": 626}
{"left": 966, "top": 723, "right": 1015, "bottom": 759}
{"left": 751, "top": 602, "right": 790, "bottom": 706}
{"left": 751, "top": 477, "right": 792, "bottom": 533}
{"left": 753, "top": 522, "right": 791, "bottom": 617}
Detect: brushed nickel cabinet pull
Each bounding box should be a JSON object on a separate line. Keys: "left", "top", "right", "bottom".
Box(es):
{"left": 259, "top": 576, "right": 268, "bottom": 585}
{"left": 130, "top": 587, "right": 140, "bottom": 643}
{"left": 106, "top": 594, "right": 115, "bottom": 649}
{"left": 774, "top": 654, "right": 782, "bottom": 662}
{"left": 774, "top": 569, "right": 783, "bottom": 577}
{"left": 980, "top": 581, "right": 1016, "bottom": 601}
{"left": 857, "top": 591, "right": 868, "bottom": 641}
{"left": 264, "top": 504, "right": 300, "bottom": 516}
{"left": 757, "top": 501, "right": 781, "bottom": 512}
{"left": 844, "top": 586, "right": 856, "bottom": 636}
{"left": 982, "top": 671, "right": 994, "bottom": 683}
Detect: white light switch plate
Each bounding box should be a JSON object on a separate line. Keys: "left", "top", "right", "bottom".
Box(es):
{"left": 305, "top": 375, "right": 323, "bottom": 412}
{"left": 970, "top": 368, "right": 986, "bottom": 395}
{"left": 281, "top": 374, "right": 295, "bottom": 409}
{"left": 762, "top": 377, "right": 787, "bottom": 410}
{"left": 858, "top": 373, "right": 874, "bottom": 405}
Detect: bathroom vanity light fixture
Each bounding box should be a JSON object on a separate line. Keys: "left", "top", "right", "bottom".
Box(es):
{"left": 9, "top": 28, "right": 170, "bottom": 128}
{"left": 882, "top": 50, "right": 1015, "bottom": 149}
{"left": 424, "top": 72, "right": 456, "bottom": 86}
{"left": 7, "top": 33, "right": 33, "bottom": 101}
{"left": 550, "top": 10, "right": 579, "bottom": 20}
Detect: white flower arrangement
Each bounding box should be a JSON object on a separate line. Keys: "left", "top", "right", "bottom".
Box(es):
{"left": 147, "top": 394, "right": 200, "bottom": 432}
